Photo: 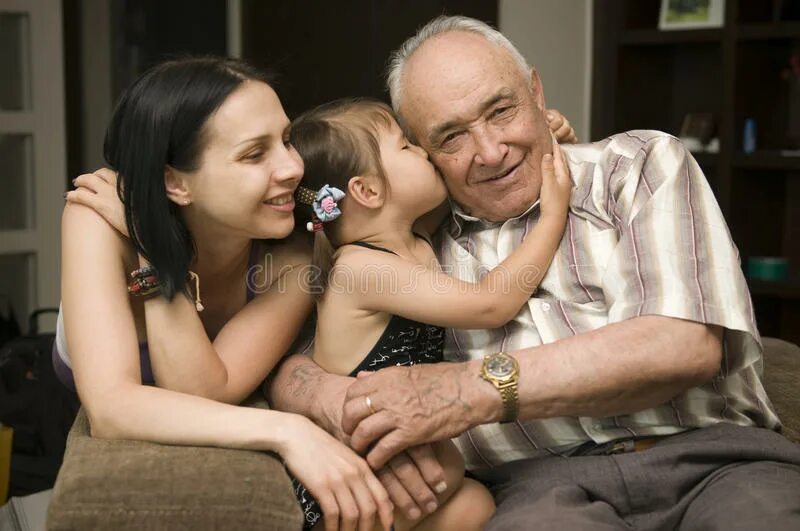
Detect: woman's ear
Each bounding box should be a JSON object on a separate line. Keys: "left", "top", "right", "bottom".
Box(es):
{"left": 164, "top": 167, "right": 193, "bottom": 206}
{"left": 346, "top": 175, "right": 385, "bottom": 209}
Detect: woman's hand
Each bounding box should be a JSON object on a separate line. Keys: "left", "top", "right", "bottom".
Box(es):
{"left": 545, "top": 109, "right": 578, "bottom": 144}
{"left": 65, "top": 168, "right": 129, "bottom": 237}
{"left": 539, "top": 141, "right": 572, "bottom": 221}
{"left": 282, "top": 415, "right": 394, "bottom": 531}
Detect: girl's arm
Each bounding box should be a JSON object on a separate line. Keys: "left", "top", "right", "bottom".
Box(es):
{"left": 342, "top": 144, "right": 571, "bottom": 330}
{"left": 61, "top": 203, "right": 392, "bottom": 531}
{"left": 67, "top": 169, "right": 312, "bottom": 404}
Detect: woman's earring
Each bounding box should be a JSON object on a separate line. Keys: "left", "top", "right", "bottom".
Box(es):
{"left": 183, "top": 199, "right": 190, "bottom": 206}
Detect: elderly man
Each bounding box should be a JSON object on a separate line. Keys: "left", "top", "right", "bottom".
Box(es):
{"left": 272, "top": 15, "right": 800, "bottom": 530}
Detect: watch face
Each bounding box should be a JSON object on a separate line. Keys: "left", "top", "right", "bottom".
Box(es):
{"left": 487, "top": 354, "right": 515, "bottom": 377}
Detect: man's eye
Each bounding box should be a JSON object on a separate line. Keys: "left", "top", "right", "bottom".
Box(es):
{"left": 441, "top": 132, "right": 459, "bottom": 147}
{"left": 492, "top": 106, "right": 512, "bottom": 118}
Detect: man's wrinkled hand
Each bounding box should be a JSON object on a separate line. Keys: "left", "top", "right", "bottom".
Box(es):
{"left": 342, "top": 363, "right": 479, "bottom": 468}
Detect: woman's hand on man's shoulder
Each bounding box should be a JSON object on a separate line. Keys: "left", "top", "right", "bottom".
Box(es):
{"left": 65, "top": 168, "right": 129, "bottom": 237}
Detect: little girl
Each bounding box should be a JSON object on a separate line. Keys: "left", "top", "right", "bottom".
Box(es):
{"left": 289, "top": 99, "right": 571, "bottom": 531}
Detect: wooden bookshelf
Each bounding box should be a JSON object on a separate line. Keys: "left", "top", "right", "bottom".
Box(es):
{"left": 592, "top": 0, "right": 800, "bottom": 343}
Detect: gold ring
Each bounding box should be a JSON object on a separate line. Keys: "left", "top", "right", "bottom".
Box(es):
{"left": 365, "top": 395, "right": 376, "bottom": 414}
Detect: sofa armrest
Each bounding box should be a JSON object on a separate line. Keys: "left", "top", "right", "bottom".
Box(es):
{"left": 47, "top": 395, "right": 302, "bottom": 530}
{"left": 762, "top": 337, "right": 800, "bottom": 443}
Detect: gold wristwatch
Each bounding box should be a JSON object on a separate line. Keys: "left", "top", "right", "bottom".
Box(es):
{"left": 480, "top": 352, "right": 520, "bottom": 423}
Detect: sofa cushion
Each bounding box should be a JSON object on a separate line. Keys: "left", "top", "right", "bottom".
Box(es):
{"left": 47, "top": 396, "right": 302, "bottom": 531}
{"left": 762, "top": 337, "right": 800, "bottom": 443}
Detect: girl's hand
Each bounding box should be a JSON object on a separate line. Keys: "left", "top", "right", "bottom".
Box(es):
{"left": 66, "top": 168, "right": 129, "bottom": 237}
{"left": 545, "top": 109, "right": 578, "bottom": 144}
{"left": 282, "top": 416, "right": 394, "bottom": 531}
{"left": 539, "top": 141, "right": 572, "bottom": 221}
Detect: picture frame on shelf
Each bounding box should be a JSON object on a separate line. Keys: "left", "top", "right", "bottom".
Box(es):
{"left": 659, "top": 0, "right": 725, "bottom": 30}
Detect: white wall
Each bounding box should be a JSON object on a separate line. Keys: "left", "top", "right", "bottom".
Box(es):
{"left": 499, "top": 0, "right": 593, "bottom": 142}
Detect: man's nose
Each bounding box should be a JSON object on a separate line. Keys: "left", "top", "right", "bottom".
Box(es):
{"left": 473, "top": 126, "right": 508, "bottom": 167}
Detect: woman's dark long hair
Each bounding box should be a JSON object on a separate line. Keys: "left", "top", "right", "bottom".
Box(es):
{"left": 103, "top": 57, "right": 272, "bottom": 300}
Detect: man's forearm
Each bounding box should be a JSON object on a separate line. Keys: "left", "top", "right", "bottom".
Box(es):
{"left": 472, "top": 316, "right": 723, "bottom": 423}
{"left": 268, "top": 354, "right": 325, "bottom": 418}
{"left": 342, "top": 316, "right": 722, "bottom": 467}
{"left": 268, "top": 354, "right": 352, "bottom": 437}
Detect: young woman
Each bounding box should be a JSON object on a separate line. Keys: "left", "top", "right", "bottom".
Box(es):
{"left": 60, "top": 57, "right": 393, "bottom": 531}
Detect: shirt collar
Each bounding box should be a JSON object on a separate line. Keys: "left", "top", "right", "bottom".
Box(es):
{"left": 448, "top": 197, "right": 541, "bottom": 238}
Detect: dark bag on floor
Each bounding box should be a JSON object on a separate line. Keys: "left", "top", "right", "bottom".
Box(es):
{"left": 0, "top": 308, "right": 80, "bottom": 496}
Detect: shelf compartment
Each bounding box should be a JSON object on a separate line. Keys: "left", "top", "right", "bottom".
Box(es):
{"left": 620, "top": 28, "right": 723, "bottom": 45}
{"left": 734, "top": 39, "right": 799, "bottom": 155}
{"left": 614, "top": 42, "right": 723, "bottom": 135}
{"left": 691, "top": 153, "right": 719, "bottom": 167}
{"left": 734, "top": 152, "right": 800, "bottom": 170}
{"left": 738, "top": 22, "right": 800, "bottom": 40}
{"left": 748, "top": 278, "right": 800, "bottom": 299}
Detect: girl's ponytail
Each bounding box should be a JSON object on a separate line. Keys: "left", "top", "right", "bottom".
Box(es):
{"left": 311, "top": 231, "right": 337, "bottom": 297}
{"left": 290, "top": 98, "right": 395, "bottom": 296}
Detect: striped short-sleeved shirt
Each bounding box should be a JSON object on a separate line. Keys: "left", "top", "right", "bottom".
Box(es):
{"left": 438, "top": 130, "right": 780, "bottom": 473}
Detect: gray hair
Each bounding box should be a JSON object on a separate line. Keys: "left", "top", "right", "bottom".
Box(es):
{"left": 386, "top": 15, "right": 531, "bottom": 114}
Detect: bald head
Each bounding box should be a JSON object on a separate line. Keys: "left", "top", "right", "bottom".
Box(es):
{"left": 387, "top": 15, "right": 531, "bottom": 119}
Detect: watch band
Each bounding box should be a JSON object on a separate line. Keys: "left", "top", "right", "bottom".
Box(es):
{"left": 499, "top": 384, "right": 519, "bottom": 423}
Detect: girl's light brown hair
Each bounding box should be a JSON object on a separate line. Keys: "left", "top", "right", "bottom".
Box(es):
{"left": 290, "top": 98, "right": 396, "bottom": 296}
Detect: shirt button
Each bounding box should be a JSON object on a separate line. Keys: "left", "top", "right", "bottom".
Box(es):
{"left": 541, "top": 302, "right": 551, "bottom": 312}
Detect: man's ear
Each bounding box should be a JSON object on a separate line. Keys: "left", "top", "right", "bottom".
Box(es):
{"left": 164, "top": 167, "right": 192, "bottom": 206}
{"left": 346, "top": 175, "right": 385, "bottom": 209}
{"left": 529, "top": 67, "right": 546, "bottom": 112}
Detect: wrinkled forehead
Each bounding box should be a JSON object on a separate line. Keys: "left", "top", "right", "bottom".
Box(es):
{"left": 399, "top": 32, "right": 527, "bottom": 140}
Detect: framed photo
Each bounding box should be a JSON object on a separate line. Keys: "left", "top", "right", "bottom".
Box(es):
{"left": 659, "top": 0, "right": 725, "bottom": 30}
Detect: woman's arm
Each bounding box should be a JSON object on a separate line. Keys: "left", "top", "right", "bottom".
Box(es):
{"left": 67, "top": 170, "right": 313, "bottom": 404}
{"left": 139, "top": 239, "right": 313, "bottom": 404}
{"left": 61, "top": 203, "right": 392, "bottom": 531}
{"left": 62, "top": 202, "right": 287, "bottom": 443}
{"left": 343, "top": 145, "right": 571, "bottom": 330}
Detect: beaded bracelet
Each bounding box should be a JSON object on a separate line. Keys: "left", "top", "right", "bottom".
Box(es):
{"left": 127, "top": 265, "right": 204, "bottom": 312}
{"left": 127, "top": 265, "right": 160, "bottom": 297}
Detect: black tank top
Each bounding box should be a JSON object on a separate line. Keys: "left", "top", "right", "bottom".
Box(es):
{"left": 346, "top": 240, "right": 444, "bottom": 376}
{"left": 292, "top": 238, "right": 446, "bottom": 530}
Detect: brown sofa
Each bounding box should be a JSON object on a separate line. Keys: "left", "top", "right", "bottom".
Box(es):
{"left": 47, "top": 394, "right": 303, "bottom": 530}
{"left": 47, "top": 338, "right": 800, "bottom": 530}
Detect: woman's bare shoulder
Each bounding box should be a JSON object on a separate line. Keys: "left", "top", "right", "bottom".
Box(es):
{"left": 61, "top": 203, "right": 134, "bottom": 263}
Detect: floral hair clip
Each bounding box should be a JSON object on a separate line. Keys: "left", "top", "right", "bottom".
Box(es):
{"left": 295, "top": 184, "right": 346, "bottom": 232}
